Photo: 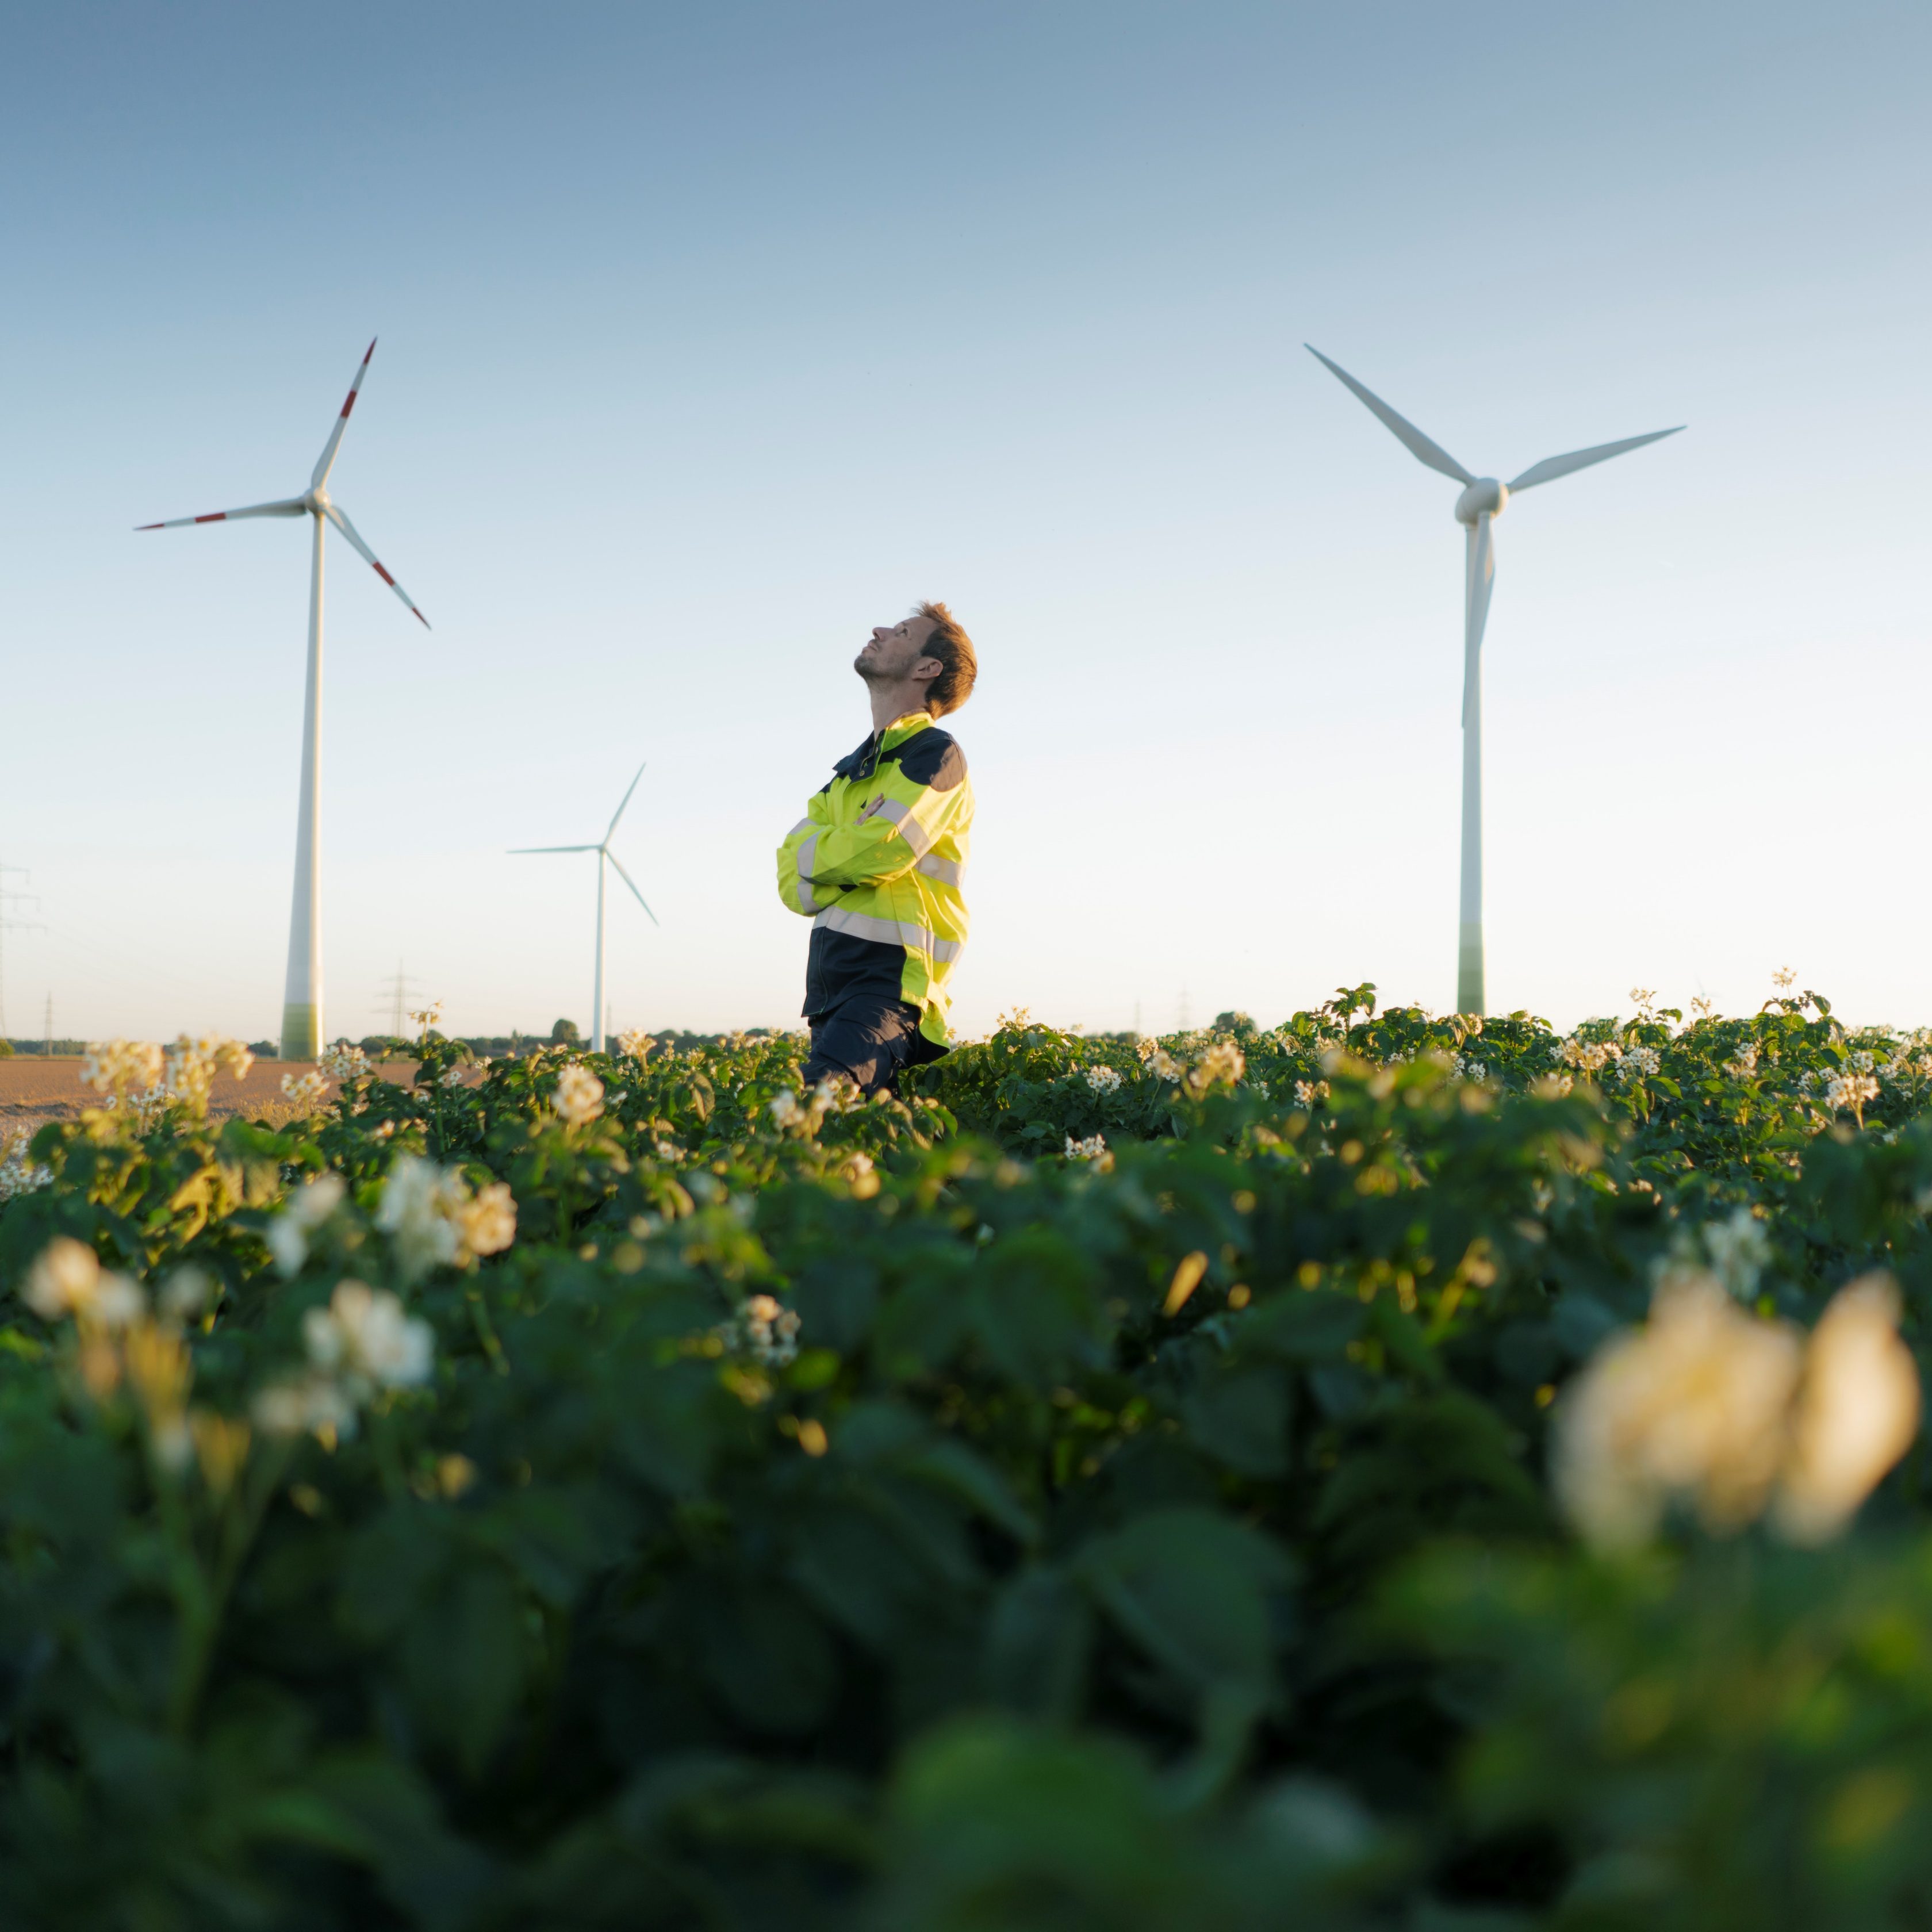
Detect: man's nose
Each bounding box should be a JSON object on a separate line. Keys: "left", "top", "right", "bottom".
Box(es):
{"left": 871, "top": 627, "right": 888, "bottom": 641}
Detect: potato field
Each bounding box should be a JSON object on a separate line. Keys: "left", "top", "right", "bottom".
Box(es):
{"left": 2, "top": 982, "right": 1930, "bottom": 1929}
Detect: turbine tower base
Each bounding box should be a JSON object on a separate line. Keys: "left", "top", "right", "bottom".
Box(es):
{"left": 281, "top": 1003, "right": 319, "bottom": 1063}
{"left": 1456, "top": 928, "right": 1485, "bottom": 1019}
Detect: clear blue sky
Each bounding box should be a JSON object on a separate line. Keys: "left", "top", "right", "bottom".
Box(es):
{"left": 2, "top": 1, "right": 1927, "bottom": 1044}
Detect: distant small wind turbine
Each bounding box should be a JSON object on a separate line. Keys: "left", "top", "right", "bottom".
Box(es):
{"left": 139, "top": 340, "right": 428, "bottom": 1061}
{"left": 1306, "top": 345, "right": 1682, "bottom": 1015}
{"left": 510, "top": 762, "right": 659, "bottom": 1052}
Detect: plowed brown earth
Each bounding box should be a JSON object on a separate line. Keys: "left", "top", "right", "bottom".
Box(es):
{"left": 0, "top": 1060, "right": 421, "bottom": 1130}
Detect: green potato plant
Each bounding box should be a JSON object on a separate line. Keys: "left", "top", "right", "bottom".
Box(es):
{"left": 0, "top": 990, "right": 1929, "bottom": 1927}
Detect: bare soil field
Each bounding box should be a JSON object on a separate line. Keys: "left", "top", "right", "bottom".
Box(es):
{"left": 0, "top": 1059, "right": 420, "bottom": 1130}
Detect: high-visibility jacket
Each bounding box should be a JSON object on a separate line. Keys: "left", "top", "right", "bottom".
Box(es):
{"left": 776, "top": 710, "right": 972, "bottom": 1046}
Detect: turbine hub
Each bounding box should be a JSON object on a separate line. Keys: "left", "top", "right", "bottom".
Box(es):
{"left": 1454, "top": 478, "right": 1508, "bottom": 525}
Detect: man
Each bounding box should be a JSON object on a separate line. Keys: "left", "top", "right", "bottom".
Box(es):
{"left": 776, "top": 601, "right": 977, "bottom": 1094}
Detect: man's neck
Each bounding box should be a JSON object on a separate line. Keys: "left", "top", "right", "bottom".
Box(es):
{"left": 866, "top": 684, "right": 930, "bottom": 735}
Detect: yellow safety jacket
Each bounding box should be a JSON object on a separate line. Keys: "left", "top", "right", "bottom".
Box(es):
{"left": 776, "top": 710, "right": 973, "bottom": 1046}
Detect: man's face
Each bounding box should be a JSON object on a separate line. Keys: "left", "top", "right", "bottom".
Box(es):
{"left": 854, "top": 614, "right": 939, "bottom": 684}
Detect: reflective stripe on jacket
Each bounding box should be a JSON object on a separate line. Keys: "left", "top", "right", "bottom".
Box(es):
{"left": 775, "top": 711, "right": 972, "bottom": 1045}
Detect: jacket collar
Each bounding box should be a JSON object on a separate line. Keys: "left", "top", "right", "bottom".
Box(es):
{"left": 834, "top": 711, "right": 935, "bottom": 781}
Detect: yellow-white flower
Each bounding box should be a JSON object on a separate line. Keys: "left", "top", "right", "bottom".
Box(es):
{"left": 1774, "top": 1274, "right": 1921, "bottom": 1544}
{"left": 303, "top": 1278, "right": 434, "bottom": 1392}
{"left": 28, "top": 1237, "right": 99, "bottom": 1320}
{"left": 374, "top": 1154, "right": 466, "bottom": 1280}
{"left": 616, "top": 1028, "right": 654, "bottom": 1063}
{"left": 24, "top": 1237, "right": 145, "bottom": 1331}
{"left": 452, "top": 1181, "right": 517, "bottom": 1260}
{"left": 1184, "top": 1042, "right": 1245, "bottom": 1099}
{"left": 320, "top": 1042, "right": 371, "bottom": 1082}
{"left": 735, "top": 1293, "right": 802, "bottom": 1367}
{"left": 1556, "top": 1270, "right": 1923, "bottom": 1550}
{"left": 1554, "top": 1272, "right": 1801, "bottom": 1549}
{"left": 80, "top": 1040, "right": 164, "bottom": 1099}
{"left": 281, "top": 1070, "right": 329, "bottom": 1110}
{"left": 552, "top": 1063, "right": 605, "bottom": 1127}
{"left": 1084, "top": 1064, "right": 1124, "bottom": 1095}
{"left": 267, "top": 1174, "right": 347, "bottom": 1278}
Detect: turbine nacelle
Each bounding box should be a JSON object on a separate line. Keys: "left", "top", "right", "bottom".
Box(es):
{"left": 1454, "top": 478, "right": 1508, "bottom": 525}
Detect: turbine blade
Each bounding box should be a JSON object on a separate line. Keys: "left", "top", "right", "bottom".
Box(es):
{"left": 321, "top": 501, "right": 430, "bottom": 628}
{"left": 1305, "top": 344, "right": 1474, "bottom": 485}
{"left": 312, "top": 339, "right": 377, "bottom": 490}
{"left": 135, "top": 496, "right": 307, "bottom": 531}
{"left": 1463, "top": 513, "right": 1495, "bottom": 727}
{"left": 605, "top": 760, "right": 647, "bottom": 841}
{"left": 508, "top": 844, "right": 597, "bottom": 854}
{"left": 1507, "top": 425, "right": 1684, "bottom": 493}
{"left": 605, "top": 852, "right": 660, "bottom": 926}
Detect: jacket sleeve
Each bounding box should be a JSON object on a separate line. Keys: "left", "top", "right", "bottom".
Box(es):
{"left": 801, "top": 769, "right": 969, "bottom": 894}
{"left": 776, "top": 794, "right": 835, "bottom": 918}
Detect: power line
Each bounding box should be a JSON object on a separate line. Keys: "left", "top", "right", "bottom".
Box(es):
{"left": 372, "top": 960, "right": 429, "bottom": 1040}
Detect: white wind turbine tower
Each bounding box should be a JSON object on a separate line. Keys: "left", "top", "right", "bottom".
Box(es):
{"left": 510, "top": 762, "right": 659, "bottom": 1052}
{"left": 1306, "top": 346, "right": 1682, "bottom": 1016}
{"left": 138, "top": 340, "right": 429, "bottom": 1061}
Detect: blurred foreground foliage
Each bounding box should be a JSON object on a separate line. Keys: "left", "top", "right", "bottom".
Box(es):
{"left": 0, "top": 988, "right": 1930, "bottom": 1926}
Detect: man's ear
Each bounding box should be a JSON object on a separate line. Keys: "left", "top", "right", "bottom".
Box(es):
{"left": 911, "top": 656, "right": 942, "bottom": 684}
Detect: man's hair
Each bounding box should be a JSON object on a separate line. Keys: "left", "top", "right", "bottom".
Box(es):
{"left": 916, "top": 600, "right": 977, "bottom": 716}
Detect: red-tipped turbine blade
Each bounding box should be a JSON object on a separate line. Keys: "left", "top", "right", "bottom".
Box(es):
{"left": 321, "top": 501, "right": 430, "bottom": 629}
{"left": 310, "top": 339, "right": 377, "bottom": 490}
{"left": 135, "top": 496, "right": 307, "bottom": 531}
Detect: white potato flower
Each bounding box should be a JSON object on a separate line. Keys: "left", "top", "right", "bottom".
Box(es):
{"left": 303, "top": 1278, "right": 434, "bottom": 1393}
{"left": 552, "top": 1063, "right": 605, "bottom": 1128}
{"left": 162, "top": 1034, "right": 254, "bottom": 1112}
{"left": 80, "top": 1040, "right": 164, "bottom": 1099}
{"left": 1556, "top": 1270, "right": 1923, "bottom": 1552}
{"left": 1701, "top": 1208, "right": 1773, "bottom": 1302}
{"left": 281, "top": 1070, "right": 329, "bottom": 1111}
{"left": 1185, "top": 1042, "right": 1246, "bottom": 1098}
{"left": 735, "top": 1293, "right": 802, "bottom": 1368}
{"left": 0, "top": 1130, "right": 52, "bottom": 1203}
{"left": 267, "top": 1174, "right": 347, "bottom": 1278}
{"left": 24, "top": 1237, "right": 145, "bottom": 1331}
{"left": 252, "top": 1371, "right": 360, "bottom": 1442}
{"left": 24, "top": 1237, "right": 103, "bottom": 1321}
{"left": 452, "top": 1181, "right": 518, "bottom": 1260}
{"left": 1554, "top": 1272, "right": 1803, "bottom": 1550}
{"left": 1774, "top": 1274, "right": 1921, "bottom": 1544}
{"left": 1824, "top": 1070, "right": 1880, "bottom": 1118}
{"left": 1084, "top": 1064, "right": 1124, "bottom": 1095}
{"left": 319, "top": 1042, "right": 371, "bottom": 1082}
{"left": 374, "top": 1155, "right": 466, "bottom": 1280}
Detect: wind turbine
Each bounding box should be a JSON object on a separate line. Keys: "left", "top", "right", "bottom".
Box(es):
{"left": 510, "top": 762, "right": 659, "bottom": 1052}
{"left": 1306, "top": 346, "right": 1681, "bottom": 1015}
{"left": 138, "top": 340, "right": 429, "bottom": 1061}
